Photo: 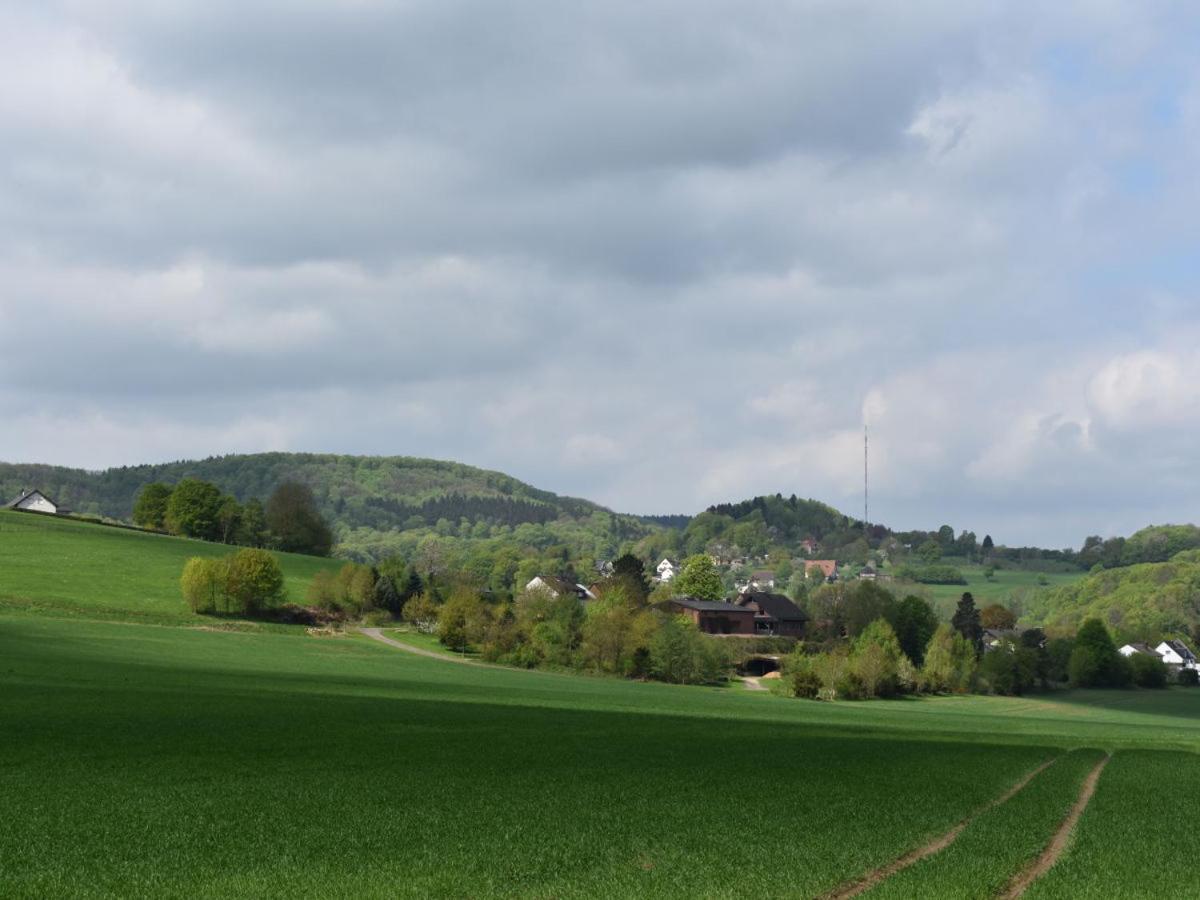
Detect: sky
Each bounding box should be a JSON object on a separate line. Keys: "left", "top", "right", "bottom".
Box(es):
{"left": 3, "top": 1, "right": 1200, "bottom": 547}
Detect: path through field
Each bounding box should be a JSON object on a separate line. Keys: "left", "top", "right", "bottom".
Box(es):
{"left": 999, "top": 754, "right": 1110, "bottom": 898}
{"left": 360, "top": 626, "right": 482, "bottom": 664}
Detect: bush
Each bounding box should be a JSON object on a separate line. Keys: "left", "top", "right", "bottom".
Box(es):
{"left": 403, "top": 593, "right": 440, "bottom": 634}
{"left": 180, "top": 557, "right": 227, "bottom": 614}
{"left": 977, "top": 644, "right": 1038, "bottom": 695}
{"left": 1177, "top": 667, "right": 1198, "bottom": 687}
{"left": 1069, "top": 619, "right": 1129, "bottom": 687}
{"left": 1129, "top": 653, "right": 1168, "bottom": 688}
{"left": 224, "top": 548, "right": 285, "bottom": 615}
{"left": 785, "top": 652, "right": 822, "bottom": 698}
{"left": 921, "top": 624, "right": 976, "bottom": 693}
{"left": 649, "top": 615, "right": 730, "bottom": 684}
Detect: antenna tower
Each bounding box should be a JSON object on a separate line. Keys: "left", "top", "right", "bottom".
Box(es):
{"left": 863, "top": 425, "right": 869, "bottom": 537}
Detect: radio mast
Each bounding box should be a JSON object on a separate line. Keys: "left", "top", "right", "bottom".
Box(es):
{"left": 863, "top": 425, "right": 869, "bottom": 537}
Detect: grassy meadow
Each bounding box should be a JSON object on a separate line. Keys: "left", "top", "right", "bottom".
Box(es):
{"left": 2, "top": 513, "right": 1198, "bottom": 897}
{"left": 911, "top": 561, "right": 1084, "bottom": 618}
{"left": 0, "top": 509, "right": 341, "bottom": 622}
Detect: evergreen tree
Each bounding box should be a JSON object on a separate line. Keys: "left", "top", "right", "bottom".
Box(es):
{"left": 951, "top": 592, "right": 983, "bottom": 655}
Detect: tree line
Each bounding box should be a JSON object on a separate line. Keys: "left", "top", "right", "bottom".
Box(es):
{"left": 135, "top": 480, "right": 333, "bottom": 556}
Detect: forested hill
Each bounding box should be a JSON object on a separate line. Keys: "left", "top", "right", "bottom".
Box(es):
{"left": 0, "top": 454, "right": 624, "bottom": 533}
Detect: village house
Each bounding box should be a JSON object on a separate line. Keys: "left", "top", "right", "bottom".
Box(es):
{"left": 656, "top": 558, "right": 680, "bottom": 582}
{"left": 666, "top": 598, "right": 756, "bottom": 635}
{"left": 734, "top": 591, "right": 808, "bottom": 637}
{"left": 804, "top": 559, "right": 839, "bottom": 582}
{"left": 799, "top": 538, "right": 818, "bottom": 556}
{"left": 1156, "top": 640, "right": 1199, "bottom": 670}
{"left": 525, "top": 576, "right": 597, "bottom": 602}
{"left": 5, "top": 489, "right": 64, "bottom": 515}
{"left": 857, "top": 565, "right": 878, "bottom": 581}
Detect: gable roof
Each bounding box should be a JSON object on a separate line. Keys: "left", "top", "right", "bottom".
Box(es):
{"left": 804, "top": 559, "right": 838, "bottom": 577}
{"left": 1121, "top": 642, "right": 1157, "bottom": 655}
{"left": 670, "top": 598, "right": 751, "bottom": 614}
{"left": 6, "top": 489, "right": 59, "bottom": 510}
{"left": 736, "top": 591, "right": 807, "bottom": 622}
{"left": 528, "top": 575, "right": 594, "bottom": 599}
{"left": 750, "top": 570, "right": 775, "bottom": 581}
{"left": 1161, "top": 639, "right": 1197, "bottom": 660}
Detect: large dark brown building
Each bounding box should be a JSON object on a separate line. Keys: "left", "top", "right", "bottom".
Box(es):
{"left": 667, "top": 598, "right": 756, "bottom": 635}
{"left": 735, "top": 591, "right": 808, "bottom": 637}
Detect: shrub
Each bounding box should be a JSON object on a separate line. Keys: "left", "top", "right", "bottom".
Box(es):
{"left": 977, "top": 644, "right": 1038, "bottom": 695}
{"left": 224, "top": 548, "right": 285, "bottom": 615}
{"left": 1069, "top": 618, "right": 1129, "bottom": 687}
{"left": 649, "top": 615, "right": 729, "bottom": 684}
{"left": 180, "top": 557, "right": 227, "bottom": 614}
{"left": 785, "top": 652, "right": 822, "bottom": 698}
{"left": 306, "top": 570, "right": 340, "bottom": 612}
{"left": 922, "top": 624, "right": 976, "bottom": 693}
{"left": 850, "top": 618, "right": 904, "bottom": 698}
{"left": 403, "top": 593, "right": 440, "bottom": 634}
{"left": 1179, "top": 668, "right": 1199, "bottom": 687}
{"left": 1129, "top": 653, "right": 1168, "bottom": 688}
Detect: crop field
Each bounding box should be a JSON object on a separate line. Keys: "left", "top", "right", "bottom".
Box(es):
{"left": 0, "top": 509, "right": 340, "bottom": 622}
{"left": 3, "top": 614, "right": 1199, "bottom": 898}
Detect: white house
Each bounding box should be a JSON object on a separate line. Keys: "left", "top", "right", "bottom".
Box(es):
{"left": 1118, "top": 642, "right": 1158, "bottom": 658}
{"left": 656, "top": 558, "right": 680, "bottom": 582}
{"left": 1156, "top": 640, "right": 1199, "bottom": 670}
{"left": 525, "top": 576, "right": 597, "bottom": 602}
{"left": 6, "top": 489, "right": 60, "bottom": 515}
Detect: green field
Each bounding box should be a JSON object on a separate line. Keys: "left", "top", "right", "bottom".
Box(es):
{"left": 0, "top": 509, "right": 341, "bottom": 623}
{"left": 910, "top": 561, "right": 1084, "bottom": 618}
{"left": 3, "top": 515, "right": 1198, "bottom": 897}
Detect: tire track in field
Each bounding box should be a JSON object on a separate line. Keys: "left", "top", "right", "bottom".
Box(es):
{"left": 818, "top": 757, "right": 1060, "bottom": 900}
{"left": 997, "top": 753, "right": 1110, "bottom": 899}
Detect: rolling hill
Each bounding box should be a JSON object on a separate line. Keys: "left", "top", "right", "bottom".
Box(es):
{"left": 0, "top": 453, "right": 637, "bottom": 533}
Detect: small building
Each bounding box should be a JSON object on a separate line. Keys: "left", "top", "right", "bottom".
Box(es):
{"left": 656, "top": 558, "right": 680, "bottom": 582}
{"left": 525, "top": 576, "right": 597, "bottom": 602}
{"left": 1156, "top": 640, "right": 1198, "bottom": 670}
{"left": 748, "top": 570, "right": 776, "bottom": 590}
{"left": 858, "top": 565, "right": 878, "bottom": 581}
{"left": 735, "top": 591, "right": 808, "bottom": 637}
{"left": 799, "top": 538, "right": 818, "bottom": 556}
{"left": 804, "top": 559, "right": 839, "bottom": 582}
{"left": 667, "top": 598, "right": 756, "bottom": 635}
{"left": 6, "top": 489, "right": 62, "bottom": 515}
{"left": 1118, "top": 642, "right": 1159, "bottom": 658}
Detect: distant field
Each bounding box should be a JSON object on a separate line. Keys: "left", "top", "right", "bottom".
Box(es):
{"left": 904, "top": 561, "right": 1084, "bottom": 618}
{"left": 3, "top": 615, "right": 1199, "bottom": 897}
{"left": 0, "top": 509, "right": 341, "bottom": 622}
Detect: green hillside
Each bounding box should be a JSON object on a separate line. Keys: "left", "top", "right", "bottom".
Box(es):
{"left": 1022, "top": 551, "right": 1200, "bottom": 641}
{"left": 0, "top": 453, "right": 619, "bottom": 527}
{"left": 0, "top": 509, "right": 340, "bottom": 623}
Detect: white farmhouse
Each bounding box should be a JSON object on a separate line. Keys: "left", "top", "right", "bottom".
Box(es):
{"left": 1155, "top": 640, "right": 1199, "bottom": 671}
{"left": 656, "top": 558, "right": 680, "bottom": 582}
{"left": 6, "top": 489, "right": 60, "bottom": 514}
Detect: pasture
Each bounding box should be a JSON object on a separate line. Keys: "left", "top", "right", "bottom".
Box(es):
{"left": 0, "top": 509, "right": 340, "bottom": 623}
{"left": 911, "top": 562, "right": 1083, "bottom": 618}
{"left": 2, "top": 614, "right": 1197, "bottom": 898}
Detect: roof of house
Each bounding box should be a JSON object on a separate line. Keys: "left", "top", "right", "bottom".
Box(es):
{"left": 859, "top": 565, "right": 877, "bottom": 575}
{"left": 750, "top": 570, "right": 775, "bottom": 581}
{"left": 735, "top": 591, "right": 808, "bottom": 622}
{"left": 670, "top": 598, "right": 751, "bottom": 613}
{"left": 529, "top": 575, "right": 591, "bottom": 598}
{"left": 805, "top": 559, "right": 838, "bottom": 576}
{"left": 5, "top": 488, "right": 59, "bottom": 509}
{"left": 1162, "top": 640, "right": 1197, "bottom": 659}
{"left": 1122, "top": 642, "right": 1157, "bottom": 655}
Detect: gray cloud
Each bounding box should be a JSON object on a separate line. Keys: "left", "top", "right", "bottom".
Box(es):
{"left": 2, "top": 1, "right": 1200, "bottom": 545}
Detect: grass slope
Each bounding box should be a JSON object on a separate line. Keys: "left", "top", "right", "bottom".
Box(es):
{"left": 0, "top": 509, "right": 339, "bottom": 623}
{"left": 3, "top": 615, "right": 1200, "bottom": 897}
{"left": 914, "top": 562, "right": 1083, "bottom": 618}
